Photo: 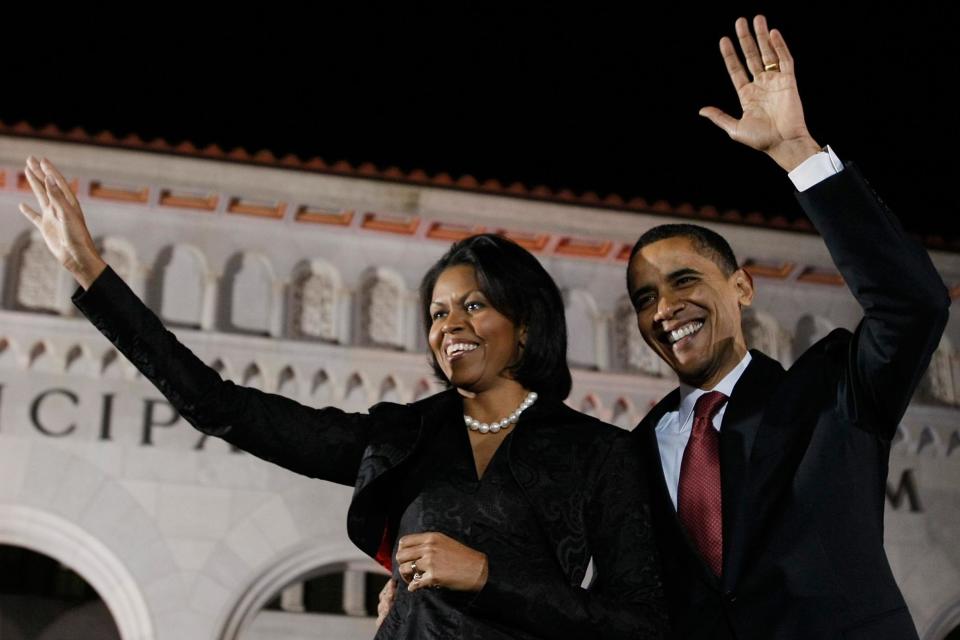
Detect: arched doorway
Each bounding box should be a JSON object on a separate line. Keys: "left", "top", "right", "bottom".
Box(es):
{"left": 240, "top": 563, "right": 389, "bottom": 640}
{"left": 0, "top": 544, "right": 120, "bottom": 639}
{"left": 925, "top": 598, "right": 960, "bottom": 640}
{"left": 218, "top": 542, "right": 388, "bottom": 640}
{"left": 0, "top": 505, "right": 153, "bottom": 640}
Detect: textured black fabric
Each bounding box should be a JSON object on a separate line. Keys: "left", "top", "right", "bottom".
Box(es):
{"left": 377, "top": 427, "right": 547, "bottom": 639}
{"left": 73, "top": 271, "right": 668, "bottom": 639}
{"left": 634, "top": 164, "right": 949, "bottom": 640}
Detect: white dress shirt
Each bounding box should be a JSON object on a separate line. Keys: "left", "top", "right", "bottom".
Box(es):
{"left": 654, "top": 146, "right": 844, "bottom": 509}
{"left": 655, "top": 353, "right": 752, "bottom": 508}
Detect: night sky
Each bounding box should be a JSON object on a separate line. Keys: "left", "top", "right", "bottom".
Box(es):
{"left": 4, "top": 5, "right": 957, "bottom": 243}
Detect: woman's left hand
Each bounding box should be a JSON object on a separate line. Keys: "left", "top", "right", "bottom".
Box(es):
{"left": 395, "top": 532, "right": 488, "bottom": 592}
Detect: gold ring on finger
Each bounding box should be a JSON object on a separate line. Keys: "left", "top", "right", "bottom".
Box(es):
{"left": 764, "top": 62, "right": 780, "bottom": 72}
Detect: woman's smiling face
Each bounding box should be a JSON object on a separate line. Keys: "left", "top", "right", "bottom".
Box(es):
{"left": 428, "top": 265, "right": 525, "bottom": 394}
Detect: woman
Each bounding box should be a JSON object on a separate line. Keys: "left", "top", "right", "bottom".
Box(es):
{"left": 19, "top": 156, "right": 667, "bottom": 639}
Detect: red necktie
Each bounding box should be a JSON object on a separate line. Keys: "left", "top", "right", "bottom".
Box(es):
{"left": 678, "top": 390, "right": 727, "bottom": 576}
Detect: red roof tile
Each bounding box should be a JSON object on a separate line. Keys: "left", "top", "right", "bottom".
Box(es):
{"left": 2, "top": 119, "right": 954, "bottom": 250}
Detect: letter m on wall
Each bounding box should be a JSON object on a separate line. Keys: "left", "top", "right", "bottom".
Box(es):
{"left": 886, "top": 469, "right": 923, "bottom": 513}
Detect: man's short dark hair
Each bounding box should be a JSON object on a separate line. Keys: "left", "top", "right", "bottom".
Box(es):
{"left": 628, "top": 223, "right": 739, "bottom": 277}
{"left": 419, "top": 234, "right": 572, "bottom": 400}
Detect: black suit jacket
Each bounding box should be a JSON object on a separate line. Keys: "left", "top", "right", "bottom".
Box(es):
{"left": 634, "top": 164, "right": 949, "bottom": 640}
{"left": 73, "top": 269, "right": 668, "bottom": 639}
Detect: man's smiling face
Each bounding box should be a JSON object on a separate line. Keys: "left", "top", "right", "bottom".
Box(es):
{"left": 627, "top": 236, "right": 754, "bottom": 389}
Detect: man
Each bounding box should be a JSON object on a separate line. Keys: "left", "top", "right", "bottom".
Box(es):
{"left": 630, "top": 15, "right": 948, "bottom": 640}
{"left": 377, "top": 14, "right": 949, "bottom": 637}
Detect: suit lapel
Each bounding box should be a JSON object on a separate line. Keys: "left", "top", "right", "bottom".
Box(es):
{"left": 719, "top": 350, "right": 785, "bottom": 588}
{"left": 346, "top": 389, "right": 457, "bottom": 558}
{"left": 635, "top": 390, "right": 680, "bottom": 526}
{"left": 637, "top": 353, "right": 788, "bottom": 591}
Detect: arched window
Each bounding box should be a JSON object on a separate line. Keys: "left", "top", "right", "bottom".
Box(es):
{"left": 223, "top": 252, "right": 276, "bottom": 336}
{"left": 13, "top": 232, "right": 62, "bottom": 313}
{"left": 565, "top": 289, "right": 599, "bottom": 370}
{"left": 610, "top": 397, "right": 637, "bottom": 430}
{"left": 64, "top": 344, "right": 98, "bottom": 377}
{"left": 152, "top": 244, "right": 208, "bottom": 328}
{"left": 242, "top": 363, "right": 265, "bottom": 391}
{"left": 743, "top": 309, "right": 792, "bottom": 366}
{"left": 27, "top": 341, "right": 57, "bottom": 373}
{"left": 343, "top": 373, "right": 369, "bottom": 412}
{"left": 613, "top": 296, "right": 664, "bottom": 376}
{"left": 358, "top": 268, "right": 405, "bottom": 350}
{"left": 920, "top": 336, "right": 957, "bottom": 406}
{"left": 277, "top": 366, "right": 299, "bottom": 398}
{"left": 915, "top": 425, "right": 942, "bottom": 456}
{"left": 579, "top": 394, "right": 603, "bottom": 419}
{"left": 0, "top": 338, "right": 12, "bottom": 371}
{"left": 209, "top": 357, "right": 231, "bottom": 380}
{"left": 289, "top": 260, "right": 341, "bottom": 343}
{"left": 379, "top": 376, "right": 402, "bottom": 403}
{"left": 100, "top": 349, "right": 127, "bottom": 379}
{"left": 310, "top": 370, "right": 334, "bottom": 407}
{"left": 96, "top": 236, "right": 137, "bottom": 284}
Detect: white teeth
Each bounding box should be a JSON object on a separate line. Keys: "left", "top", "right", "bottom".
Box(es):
{"left": 669, "top": 321, "right": 704, "bottom": 344}
{"left": 446, "top": 343, "right": 479, "bottom": 356}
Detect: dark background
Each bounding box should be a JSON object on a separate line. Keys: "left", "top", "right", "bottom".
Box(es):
{"left": 4, "top": 4, "right": 957, "bottom": 242}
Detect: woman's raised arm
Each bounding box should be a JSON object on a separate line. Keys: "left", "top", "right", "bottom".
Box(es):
{"left": 20, "top": 157, "right": 373, "bottom": 486}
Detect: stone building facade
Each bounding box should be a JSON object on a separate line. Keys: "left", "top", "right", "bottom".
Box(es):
{"left": 0, "top": 134, "right": 958, "bottom": 639}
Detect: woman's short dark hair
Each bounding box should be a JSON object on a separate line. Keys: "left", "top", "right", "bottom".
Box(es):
{"left": 419, "top": 233, "right": 572, "bottom": 400}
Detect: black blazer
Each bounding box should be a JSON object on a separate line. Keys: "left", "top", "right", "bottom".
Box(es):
{"left": 634, "top": 165, "right": 949, "bottom": 640}
{"left": 73, "top": 269, "right": 668, "bottom": 639}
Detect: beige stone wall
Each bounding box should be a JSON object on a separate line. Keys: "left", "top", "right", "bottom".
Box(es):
{"left": 0, "top": 136, "right": 957, "bottom": 639}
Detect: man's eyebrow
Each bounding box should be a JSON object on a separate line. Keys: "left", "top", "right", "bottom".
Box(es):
{"left": 630, "top": 268, "right": 703, "bottom": 305}
{"left": 668, "top": 268, "right": 702, "bottom": 280}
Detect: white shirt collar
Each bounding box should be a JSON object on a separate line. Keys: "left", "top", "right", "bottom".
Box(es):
{"left": 673, "top": 352, "right": 753, "bottom": 432}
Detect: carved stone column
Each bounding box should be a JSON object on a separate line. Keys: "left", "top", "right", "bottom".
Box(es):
{"left": 342, "top": 570, "right": 366, "bottom": 617}
{"left": 279, "top": 582, "right": 305, "bottom": 613}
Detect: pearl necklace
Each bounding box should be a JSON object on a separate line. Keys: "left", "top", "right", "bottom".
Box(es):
{"left": 463, "top": 391, "right": 538, "bottom": 434}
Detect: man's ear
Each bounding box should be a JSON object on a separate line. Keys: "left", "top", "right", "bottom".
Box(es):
{"left": 733, "top": 268, "right": 755, "bottom": 308}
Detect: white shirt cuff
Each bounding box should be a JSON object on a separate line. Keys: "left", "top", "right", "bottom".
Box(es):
{"left": 788, "top": 145, "right": 844, "bottom": 192}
